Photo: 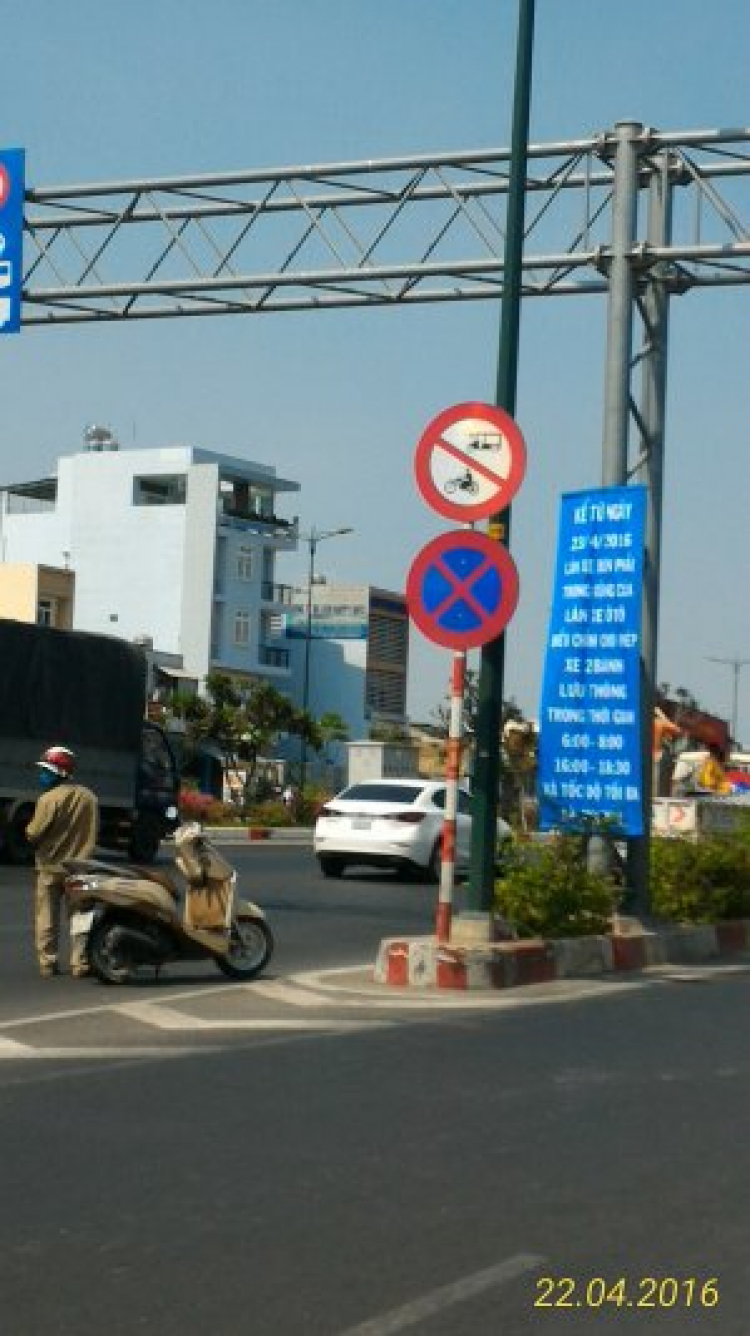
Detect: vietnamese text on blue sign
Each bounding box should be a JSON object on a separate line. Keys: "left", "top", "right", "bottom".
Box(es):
{"left": 0, "top": 149, "right": 25, "bottom": 335}
{"left": 537, "top": 485, "right": 647, "bottom": 837}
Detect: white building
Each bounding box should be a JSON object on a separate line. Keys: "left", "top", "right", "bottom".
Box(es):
{"left": 0, "top": 433, "right": 299, "bottom": 691}
{"left": 285, "top": 580, "right": 410, "bottom": 749}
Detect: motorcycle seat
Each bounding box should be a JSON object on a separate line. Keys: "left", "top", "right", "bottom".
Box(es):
{"left": 132, "top": 866, "right": 180, "bottom": 901}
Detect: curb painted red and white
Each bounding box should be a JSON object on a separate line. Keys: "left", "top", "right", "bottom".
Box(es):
{"left": 374, "top": 921, "right": 750, "bottom": 990}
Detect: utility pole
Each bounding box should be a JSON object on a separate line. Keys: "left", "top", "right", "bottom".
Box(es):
{"left": 707, "top": 656, "right": 750, "bottom": 744}
{"left": 466, "top": 0, "right": 535, "bottom": 918}
{"left": 298, "top": 526, "right": 353, "bottom": 788}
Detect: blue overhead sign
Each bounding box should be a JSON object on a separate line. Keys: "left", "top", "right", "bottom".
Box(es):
{"left": 538, "top": 485, "right": 646, "bottom": 837}
{"left": 0, "top": 148, "right": 25, "bottom": 334}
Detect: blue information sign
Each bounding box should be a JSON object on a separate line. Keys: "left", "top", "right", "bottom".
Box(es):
{"left": 0, "top": 148, "right": 25, "bottom": 334}
{"left": 538, "top": 485, "right": 646, "bottom": 836}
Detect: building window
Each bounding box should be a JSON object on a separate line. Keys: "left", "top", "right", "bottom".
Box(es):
{"left": 37, "top": 598, "right": 54, "bottom": 627}
{"left": 237, "top": 547, "right": 253, "bottom": 581}
{"left": 234, "top": 611, "right": 250, "bottom": 645}
{"left": 133, "top": 474, "right": 187, "bottom": 506}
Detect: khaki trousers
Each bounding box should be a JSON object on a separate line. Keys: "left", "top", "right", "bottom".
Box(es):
{"left": 35, "top": 869, "right": 88, "bottom": 972}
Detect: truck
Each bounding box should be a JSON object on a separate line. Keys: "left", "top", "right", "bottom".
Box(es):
{"left": 0, "top": 619, "right": 180, "bottom": 864}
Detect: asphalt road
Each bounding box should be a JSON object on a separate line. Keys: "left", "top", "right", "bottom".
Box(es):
{"left": 1, "top": 844, "right": 749, "bottom": 1335}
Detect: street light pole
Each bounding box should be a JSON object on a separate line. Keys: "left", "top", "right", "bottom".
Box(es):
{"left": 707, "top": 656, "right": 750, "bottom": 744}
{"left": 298, "top": 525, "right": 354, "bottom": 789}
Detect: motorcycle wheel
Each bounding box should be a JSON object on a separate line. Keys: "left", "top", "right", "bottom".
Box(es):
{"left": 217, "top": 915, "right": 274, "bottom": 981}
{"left": 88, "top": 918, "right": 132, "bottom": 985}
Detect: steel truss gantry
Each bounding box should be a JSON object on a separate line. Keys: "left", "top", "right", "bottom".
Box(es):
{"left": 21, "top": 125, "right": 750, "bottom": 326}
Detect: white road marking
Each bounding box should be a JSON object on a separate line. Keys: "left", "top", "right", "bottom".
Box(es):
{"left": 0, "top": 977, "right": 299, "bottom": 1032}
{"left": 251, "top": 978, "right": 334, "bottom": 1007}
{"left": 0, "top": 1037, "right": 35, "bottom": 1057}
{"left": 291, "top": 965, "right": 642, "bottom": 1010}
{"left": 0, "top": 957, "right": 746, "bottom": 1046}
{"left": 113, "top": 1000, "right": 384, "bottom": 1033}
{"left": 0, "top": 1044, "right": 199, "bottom": 1061}
{"left": 336, "top": 1253, "right": 544, "bottom": 1335}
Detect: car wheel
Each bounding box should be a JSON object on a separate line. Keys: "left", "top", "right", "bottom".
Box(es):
{"left": 427, "top": 841, "right": 441, "bottom": 884}
{"left": 318, "top": 855, "right": 346, "bottom": 878}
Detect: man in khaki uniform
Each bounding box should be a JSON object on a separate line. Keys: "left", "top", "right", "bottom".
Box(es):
{"left": 25, "top": 745, "right": 99, "bottom": 978}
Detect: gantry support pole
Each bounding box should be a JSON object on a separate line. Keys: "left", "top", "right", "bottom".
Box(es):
{"left": 631, "top": 149, "right": 675, "bottom": 913}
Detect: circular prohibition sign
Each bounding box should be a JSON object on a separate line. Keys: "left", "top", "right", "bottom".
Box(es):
{"left": 414, "top": 400, "right": 527, "bottom": 523}
{"left": 406, "top": 529, "right": 520, "bottom": 650}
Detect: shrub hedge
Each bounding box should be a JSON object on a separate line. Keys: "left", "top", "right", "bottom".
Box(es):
{"left": 649, "top": 834, "right": 750, "bottom": 923}
{"left": 494, "top": 830, "right": 750, "bottom": 937}
{"left": 494, "top": 835, "right": 617, "bottom": 938}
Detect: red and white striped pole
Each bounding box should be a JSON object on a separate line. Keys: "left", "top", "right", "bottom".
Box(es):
{"left": 436, "top": 649, "right": 466, "bottom": 944}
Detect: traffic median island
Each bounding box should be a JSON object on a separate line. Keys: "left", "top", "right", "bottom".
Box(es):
{"left": 373, "top": 919, "right": 750, "bottom": 990}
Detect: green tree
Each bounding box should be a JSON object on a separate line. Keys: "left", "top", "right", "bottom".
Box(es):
{"left": 318, "top": 711, "right": 349, "bottom": 754}
{"left": 430, "top": 672, "right": 524, "bottom": 738}
{"left": 166, "top": 673, "right": 322, "bottom": 806}
{"left": 370, "top": 721, "right": 410, "bottom": 743}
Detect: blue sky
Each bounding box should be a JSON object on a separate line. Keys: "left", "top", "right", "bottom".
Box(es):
{"left": 3, "top": 1, "right": 749, "bottom": 740}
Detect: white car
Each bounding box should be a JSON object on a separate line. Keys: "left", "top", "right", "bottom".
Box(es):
{"left": 314, "top": 777, "right": 512, "bottom": 881}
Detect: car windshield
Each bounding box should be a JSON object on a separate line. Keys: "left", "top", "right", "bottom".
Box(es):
{"left": 338, "top": 783, "right": 424, "bottom": 804}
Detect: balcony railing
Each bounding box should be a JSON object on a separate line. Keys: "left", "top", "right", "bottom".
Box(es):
{"left": 259, "top": 644, "right": 290, "bottom": 670}
{"left": 261, "top": 581, "right": 293, "bottom": 605}
{"left": 219, "top": 504, "right": 295, "bottom": 534}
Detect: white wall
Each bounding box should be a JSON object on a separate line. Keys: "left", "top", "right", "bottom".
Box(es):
{"left": 67, "top": 451, "right": 187, "bottom": 650}
{"left": 1, "top": 443, "right": 299, "bottom": 693}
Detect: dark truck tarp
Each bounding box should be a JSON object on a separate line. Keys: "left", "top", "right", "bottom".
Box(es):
{"left": 0, "top": 620, "right": 146, "bottom": 751}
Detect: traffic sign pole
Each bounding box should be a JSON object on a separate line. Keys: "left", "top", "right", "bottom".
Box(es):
{"left": 467, "top": 0, "right": 535, "bottom": 916}
{"left": 436, "top": 650, "right": 465, "bottom": 943}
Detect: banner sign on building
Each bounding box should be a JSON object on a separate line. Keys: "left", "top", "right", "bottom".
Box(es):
{"left": 0, "top": 148, "right": 25, "bottom": 334}
{"left": 538, "top": 485, "right": 647, "bottom": 836}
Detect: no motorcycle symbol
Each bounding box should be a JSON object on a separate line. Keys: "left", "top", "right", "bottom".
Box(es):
{"left": 414, "top": 401, "right": 527, "bottom": 523}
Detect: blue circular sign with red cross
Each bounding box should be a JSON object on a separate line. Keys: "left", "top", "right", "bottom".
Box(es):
{"left": 406, "top": 529, "right": 520, "bottom": 649}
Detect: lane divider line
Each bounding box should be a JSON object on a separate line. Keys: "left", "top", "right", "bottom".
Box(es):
{"left": 336, "top": 1253, "right": 545, "bottom": 1336}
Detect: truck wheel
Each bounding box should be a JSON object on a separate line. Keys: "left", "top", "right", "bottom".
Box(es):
{"left": 128, "top": 814, "right": 161, "bottom": 864}
{"left": 3, "top": 803, "right": 34, "bottom": 865}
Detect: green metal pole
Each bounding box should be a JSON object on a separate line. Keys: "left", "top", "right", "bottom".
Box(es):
{"left": 467, "top": 0, "right": 535, "bottom": 912}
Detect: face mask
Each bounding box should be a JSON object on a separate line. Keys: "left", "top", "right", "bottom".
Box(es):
{"left": 38, "top": 769, "right": 57, "bottom": 789}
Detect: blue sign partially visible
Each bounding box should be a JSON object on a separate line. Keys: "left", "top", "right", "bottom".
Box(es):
{"left": 0, "top": 148, "right": 25, "bottom": 334}
{"left": 538, "top": 485, "right": 646, "bottom": 837}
